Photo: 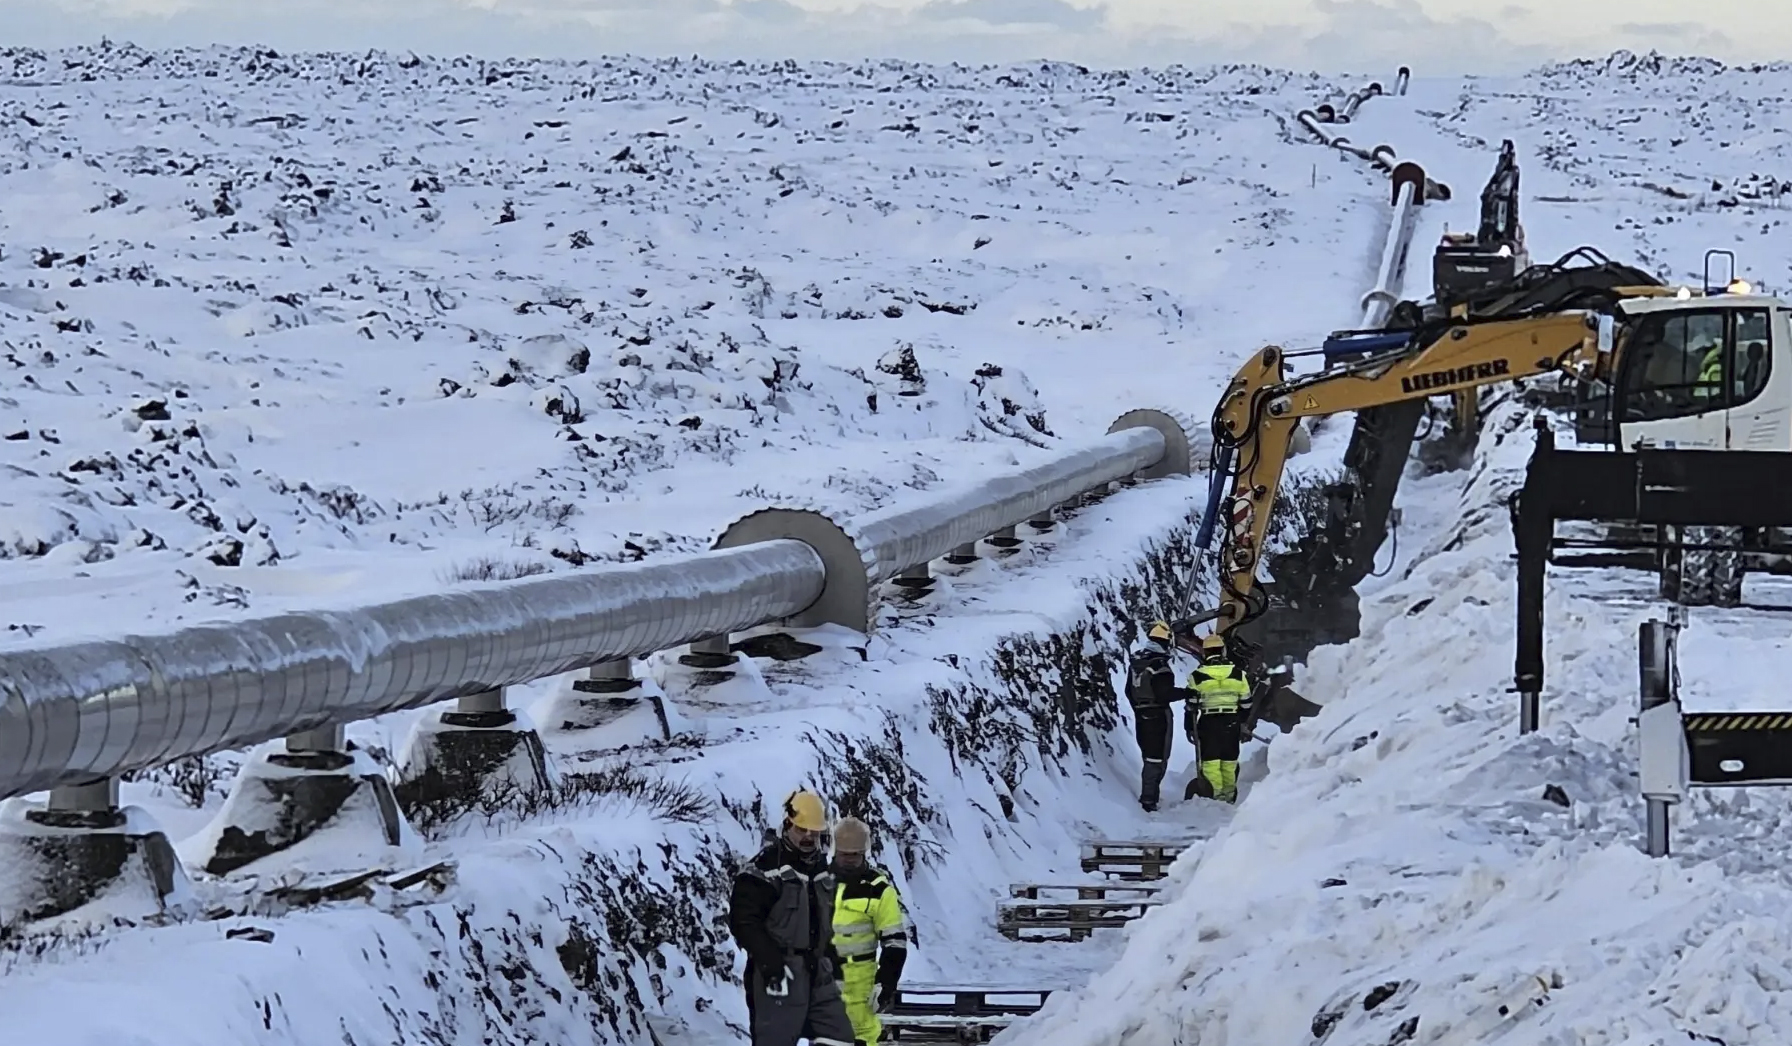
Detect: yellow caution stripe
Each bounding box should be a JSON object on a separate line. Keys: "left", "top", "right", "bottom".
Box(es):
{"left": 1683, "top": 713, "right": 1792, "bottom": 732}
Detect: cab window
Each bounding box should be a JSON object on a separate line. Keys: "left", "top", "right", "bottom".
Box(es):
{"left": 1731, "top": 308, "right": 1772, "bottom": 406}
{"left": 1621, "top": 310, "right": 1730, "bottom": 422}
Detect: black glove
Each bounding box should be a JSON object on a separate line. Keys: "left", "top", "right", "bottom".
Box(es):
{"left": 763, "top": 964, "right": 791, "bottom": 997}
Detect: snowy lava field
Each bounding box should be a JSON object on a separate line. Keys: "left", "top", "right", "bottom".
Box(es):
{"left": 7, "top": 41, "right": 1792, "bottom": 1046}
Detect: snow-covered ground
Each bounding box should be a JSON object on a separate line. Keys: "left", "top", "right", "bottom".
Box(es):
{"left": 0, "top": 477, "right": 1226, "bottom": 1045}
{"left": 0, "top": 42, "right": 1395, "bottom": 1046}
{"left": 0, "top": 43, "right": 1373, "bottom": 651}
{"left": 17, "top": 36, "right": 1792, "bottom": 1046}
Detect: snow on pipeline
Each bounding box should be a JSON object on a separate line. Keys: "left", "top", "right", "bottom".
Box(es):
{"left": 1019, "top": 394, "right": 1792, "bottom": 1046}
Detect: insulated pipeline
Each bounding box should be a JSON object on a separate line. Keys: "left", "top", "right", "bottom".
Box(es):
{"left": 1360, "top": 177, "right": 1420, "bottom": 329}
{"left": 854, "top": 427, "right": 1165, "bottom": 584}
{"left": 0, "top": 409, "right": 1194, "bottom": 802}
{"left": 0, "top": 539, "right": 826, "bottom": 800}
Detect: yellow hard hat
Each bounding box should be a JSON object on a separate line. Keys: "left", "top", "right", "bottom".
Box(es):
{"left": 1147, "top": 620, "right": 1173, "bottom": 643}
{"left": 783, "top": 789, "right": 828, "bottom": 832}
{"left": 1201, "top": 633, "right": 1227, "bottom": 655}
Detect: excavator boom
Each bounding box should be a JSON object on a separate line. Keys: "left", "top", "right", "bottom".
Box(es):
{"left": 1206, "top": 308, "right": 1612, "bottom": 632}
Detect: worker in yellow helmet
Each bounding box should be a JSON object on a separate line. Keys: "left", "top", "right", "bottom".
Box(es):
{"left": 829, "top": 817, "right": 909, "bottom": 1045}
{"left": 1124, "top": 620, "right": 1184, "bottom": 811}
{"left": 1184, "top": 633, "right": 1250, "bottom": 803}
{"left": 729, "top": 789, "right": 859, "bottom": 1046}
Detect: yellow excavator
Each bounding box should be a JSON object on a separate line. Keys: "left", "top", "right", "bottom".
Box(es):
{"left": 1191, "top": 245, "right": 1785, "bottom": 732}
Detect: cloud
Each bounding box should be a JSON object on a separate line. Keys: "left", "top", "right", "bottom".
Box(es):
{"left": 732, "top": 0, "right": 805, "bottom": 25}
{"left": 0, "top": 0, "right": 809, "bottom": 59}
{"left": 0, "top": 0, "right": 1774, "bottom": 73}
{"left": 916, "top": 0, "right": 1106, "bottom": 31}
{"left": 0, "top": 0, "right": 1111, "bottom": 65}
{"left": 1296, "top": 0, "right": 1554, "bottom": 74}
{"left": 1615, "top": 20, "right": 1734, "bottom": 55}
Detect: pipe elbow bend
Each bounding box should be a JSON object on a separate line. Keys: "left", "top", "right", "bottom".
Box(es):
{"left": 1360, "top": 287, "right": 1399, "bottom": 312}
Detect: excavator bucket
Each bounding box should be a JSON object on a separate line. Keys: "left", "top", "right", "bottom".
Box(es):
{"left": 1253, "top": 682, "right": 1324, "bottom": 734}
{"left": 1245, "top": 659, "right": 1323, "bottom": 735}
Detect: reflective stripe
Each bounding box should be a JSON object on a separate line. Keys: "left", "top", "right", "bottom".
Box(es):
{"left": 745, "top": 863, "right": 813, "bottom": 884}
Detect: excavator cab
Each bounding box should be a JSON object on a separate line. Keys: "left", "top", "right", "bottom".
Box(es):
{"left": 1605, "top": 253, "right": 1792, "bottom": 451}
{"left": 1609, "top": 296, "right": 1789, "bottom": 450}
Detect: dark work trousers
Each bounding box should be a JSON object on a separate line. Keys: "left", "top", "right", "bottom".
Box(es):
{"left": 747, "top": 954, "right": 857, "bottom": 1046}
{"left": 1134, "top": 704, "right": 1173, "bottom": 806}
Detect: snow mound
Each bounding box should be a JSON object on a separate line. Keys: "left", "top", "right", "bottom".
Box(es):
{"left": 1009, "top": 380, "right": 1792, "bottom": 1044}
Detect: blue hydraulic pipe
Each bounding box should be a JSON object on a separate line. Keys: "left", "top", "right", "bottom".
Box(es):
{"left": 1194, "top": 442, "right": 1235, "bottom": 550}
{"left": 1323, "top": 330, "right": 1411, "bottom": 357}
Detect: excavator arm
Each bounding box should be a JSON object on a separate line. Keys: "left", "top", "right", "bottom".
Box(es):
{"left": 1206, "top": 308, "right": 1615, "bottom": 633}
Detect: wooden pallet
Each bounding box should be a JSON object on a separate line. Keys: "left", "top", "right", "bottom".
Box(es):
{"left": 1078, "top": 839, "right": 1186, "bottom": 881}
{"left": 1008, "top": 882, "right": 1161, "bottom": 901}
{"left": 881, "top": 1012, "right": 1029, "bottom": 1044}
{"left": 883, "top": 984, "right": 1056, "bottom": 1043}
{"left": 996, "top": 896, "right": 1160, "bottom": 941}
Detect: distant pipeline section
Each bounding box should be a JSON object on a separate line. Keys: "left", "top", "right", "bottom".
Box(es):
{"left": 1179, "top": 68, "right": 1443, "bottom": 720}
{"left": 1295, "top": 67, "right": 1451, "bottom": 206}
{"left": 1293, "top": 136, "right": 1535, "bottom": 610}
{"left": 1214, "top": 72, "right": 1450, "bottom": 673}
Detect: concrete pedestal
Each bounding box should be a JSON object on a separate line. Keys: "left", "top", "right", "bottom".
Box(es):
{"left": 0, "top": 797, "right": 189, "bottom": 930}
{"left": 393, "top": 704, "right": 553, "bottom": 816}
{"left": 190, "top": 744, "right": 408, "bottom": 876}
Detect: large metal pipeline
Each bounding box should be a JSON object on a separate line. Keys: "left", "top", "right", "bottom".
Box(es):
{"left": 1338, "top": 82, "right": 1382, "bottom": 122}
{"left": 0, "top": 540, "right": 828, "bottom": 800}
{"left": 853, "top": 427, "right": 1164, "bottom": 584}
{"left": 1297, "top": 73, "right": 1451, "bottom": 204}
{"left": 0, "top": 415, "right": 1194, "bottom": 801}
{"left": 1360, "top": 176, "right": 1421, "bottom": 328}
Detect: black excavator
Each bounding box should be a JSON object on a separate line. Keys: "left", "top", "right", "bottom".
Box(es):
{"left": 1432, "top": 139, "right": 1529, "bottom": 307}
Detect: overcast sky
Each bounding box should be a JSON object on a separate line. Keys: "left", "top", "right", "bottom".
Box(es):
{"left": 0, "top": 0, "right": 1772, "bottom": 75}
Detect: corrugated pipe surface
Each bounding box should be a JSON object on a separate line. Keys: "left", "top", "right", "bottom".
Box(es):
{"left": 0, "top": 540, "right": 827, "bottom": 800}
{"left": 0, "top": 422, "right": 1184, "bottom": 800}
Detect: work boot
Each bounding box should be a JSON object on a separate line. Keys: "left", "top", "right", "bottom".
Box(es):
{"left": 1140, "top": 758, "right": 1167, "bottom": 812}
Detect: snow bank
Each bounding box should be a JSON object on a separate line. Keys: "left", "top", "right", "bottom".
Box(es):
{"left": 1014, "top": 389, "right": 1792, "bottom": 1045}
